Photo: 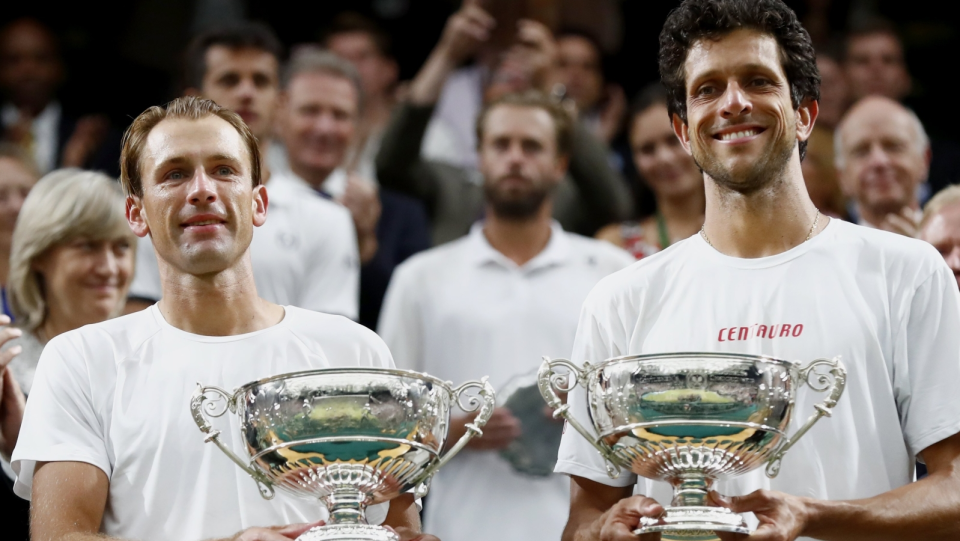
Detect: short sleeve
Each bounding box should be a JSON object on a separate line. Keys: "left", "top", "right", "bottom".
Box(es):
{"left": 299, "top": 203, "right": 360, "bottom": 320}
{"left": 11, "top": 336, "right": 111, "bottom": 499}
{"left": 893, "top": 263, "right": 960, "bottom": 457}
{"left": 377, "top": 261, "right": 425, "bottom": 373}
{"left": 128, "top": 234, "right": 162, "bottom": 301}
{"left": 554, "top": 281, "right": 638, "bottom": 487}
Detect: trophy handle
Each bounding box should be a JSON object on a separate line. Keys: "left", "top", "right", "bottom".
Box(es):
{"left": 765, "top": 357, "right": 847, "bottom": 478}
{"left": 190, "top": 384, "right": 275, "bottom": 499}
{"left": 413, "top": 377, "right": 497, "bottom": 495}
{"left": 538, "top": 356, "right": 621, "bottom": 479}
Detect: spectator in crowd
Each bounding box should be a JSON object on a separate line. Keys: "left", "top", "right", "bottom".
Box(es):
{"left": 843, "top": 20, "right": 911, "bottom": 103}
{"left": 0, "top": 144, "right": 38, "bottom": 320}
{"left": 322, "top": 12, "right": 399, "bottom": 182}
{"left": 276, "top": 49, "right": 430, "bottom": 328}
{"left": 1, "top": 169, "right": 135, "bottom": 540}
{"left": 802, "top": 126, "right": 848, "bottom": 219}
{"left": 920, "top": 185, "right": 960, "bottom": 289}
{"left": 815, "top": 53, "right": 849, "bottom": 130}
{"left": 836, "top": 96, "right": 929, "bottom": 236}
{"left": 595, "top": 84, "right": 703, "bottom": 259}
{"left": 377, "top": 0, "right": 632, "bottom": 246}
{"left": 379, "top": 90, "right": 633, "bottom": 541}
{"left": 0, "top": 18, "right": 119, "bottom": 175}
{"left": 127, "top": 24, "right": 361, "bottom": 320}
{"left": 11, "top": 96, "right": 430, "bottom": 541}
{"left": 553, "top": 30, "right": 626, "bottom": 145}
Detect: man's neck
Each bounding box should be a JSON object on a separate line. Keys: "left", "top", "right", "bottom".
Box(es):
{"left": 701, "top": 159, "right": 824, "bottom": 258}
{"left": 289, "top": 161, "right": 333, "bottom": 191}
{"left": 156, "top": 254, "right": 283, "bottom": 336}
{"left": 482, "top": 203, "right": 554, "bottom": 267}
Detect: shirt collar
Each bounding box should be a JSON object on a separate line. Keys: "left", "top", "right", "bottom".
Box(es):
{"left": 466, "top": 220, "right": 571, "bottom": 271}
{"left": 270, "top": 167, "right": 346, "bottom": 198}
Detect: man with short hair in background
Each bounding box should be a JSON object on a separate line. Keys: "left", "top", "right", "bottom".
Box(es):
{"left": 553, "top": 30, "right": 625, "bottom": 146}
{"left": 920, "top": 185, "right": 960, "bottom": 290}
{"left": 835, "top": 95, "right": 929, "bottom": 237}
{"left": 322, "top": 12, "right": 399, "bottom": 182}
{"left": 843, "top": 20, "right": 911, "bottom": 103}
{"left": 379, "top": 90, "right": 633, "bottom": 541}
{"left": 127, "top": 23, "right": 360, "bottom": 320}
{"left": 275, "top": 49, "right": 429, "bottom": 329}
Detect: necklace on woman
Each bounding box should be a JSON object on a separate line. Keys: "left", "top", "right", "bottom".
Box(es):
{"left": 700, "top": 210, "right": 821, "bottom": 250}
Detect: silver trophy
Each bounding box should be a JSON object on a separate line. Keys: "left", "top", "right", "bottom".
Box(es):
{"left": 539, "top": 352, "right": 845, "bottom": 538}
{"left": 191, "top": 368, "right": 496, "bottom": 541}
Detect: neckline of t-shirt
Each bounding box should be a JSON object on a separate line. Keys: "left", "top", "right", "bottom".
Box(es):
{"left": 695, "top": 216, "right": 839, "bottom": 269}
{"left": 148, "top": 304, "right": 292, "bottom": 342}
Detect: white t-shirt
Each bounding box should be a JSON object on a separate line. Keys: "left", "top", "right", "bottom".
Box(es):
{"left": 129, "top": 175, "right": 360, "bottom": 319}
{"left": 556, "top": 219, "right": 960, "bottom": 540}
{"left": 12, "top": 305, "right": 392, "bottom": 541}
{"left": 379, "top": 222, "right": 634, "bottom": 541}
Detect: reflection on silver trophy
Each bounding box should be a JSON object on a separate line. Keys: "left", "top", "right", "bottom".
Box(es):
{"left": 191, "top": 368, "right": 496, "bottom": 541}
{"left": 539, "top": 352, "right": 846, "bottom": 538}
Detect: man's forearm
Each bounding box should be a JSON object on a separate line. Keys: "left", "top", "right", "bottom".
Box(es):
{"left": 562, "top": 508, "right": 604, "bottom": 541}
{"left": 802, "top": 467, "right": 960, "bottom": 540}
{"left": 407, "top": 50, "right": 458, "bottom": 107}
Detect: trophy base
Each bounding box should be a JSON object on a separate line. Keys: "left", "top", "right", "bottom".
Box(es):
{"left": 297, "top": 524, "right": 399, "bottom": 541}
{"left": 634, "top": 506, "right": 749, "bottom": 540}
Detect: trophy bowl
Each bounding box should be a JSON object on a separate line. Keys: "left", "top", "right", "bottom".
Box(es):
{"left": 539, "top": 352, "right": 845, "bottom": 539}
{"left": 191, "top": 368, "right": 495, "bottom": 541}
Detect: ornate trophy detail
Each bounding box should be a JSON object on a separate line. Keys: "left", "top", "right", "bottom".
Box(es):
{"left": 539, "top": 353, "right": 846, "bottom": 538}
{"left": 191, "top": 368, "right": 496, "bottom": 541}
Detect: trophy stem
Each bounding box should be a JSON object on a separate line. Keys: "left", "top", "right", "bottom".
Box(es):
{"left": 671, "top": 473, "right": 713, "bottom": 507}
{"left": 322, "top": 487, "right": 371, "bottom": 525}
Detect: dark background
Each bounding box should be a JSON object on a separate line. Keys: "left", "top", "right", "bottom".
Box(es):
{"left": 1, "top": 0, "right": 957, "bottom": 139}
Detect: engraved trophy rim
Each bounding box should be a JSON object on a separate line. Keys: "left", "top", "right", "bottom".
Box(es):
{"left": 235, "top": 366, "right": 456, "bottom": 395}
{"left": 586, "top": 351, "right": 802, "bottom": 372}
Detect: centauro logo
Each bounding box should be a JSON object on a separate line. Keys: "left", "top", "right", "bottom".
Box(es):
{"left": 717, "top": 324, "right": 804, "bottom": 342}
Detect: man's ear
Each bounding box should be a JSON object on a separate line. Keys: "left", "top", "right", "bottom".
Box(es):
{"left": 126, "top": 195, "right": 150, "bottom": 238}
{"left": 672, "top": 113, "right": 693, "bottom": 156}
{"left": 252, "top": 185, "right": 268, "bottom": 228}
{"left": 796, "top": 98, "right": 819, "bottom": 142}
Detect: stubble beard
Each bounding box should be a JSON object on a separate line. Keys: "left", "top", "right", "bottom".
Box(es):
{"left": 484, "top": 175, "right": 554, "bottom": 221}
{"left": 692, "top": 132, "right": 796, "bottom": 196}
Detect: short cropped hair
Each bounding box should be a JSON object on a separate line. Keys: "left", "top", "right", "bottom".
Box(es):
{"left": 321, "top": 12, "right": 393, "bottom": 58}
{"left": 475, "top": 91, "right": 573, "bottom": 157}
{"left": 921, "top": 185, "right": 960, "bottom": 232}
{"left": 659, "top": 0, "right": 820, "bottom": 159}
{"left": 281, "top": 47, "right": 364, "bottom": 112}
{"left": 184, "top": 21, "right": 283, "bottom": 90}
{"left": 8, "top": 169, "right": 135, "bottom": 331}
{"left": 843, "top": 18, "right": 901, "bottom": 62}
{"left": 0, "top": 142, "right": 40, "bottom": 179}
{"left": 120, "top": 96, "right": 262, "bottom": 198}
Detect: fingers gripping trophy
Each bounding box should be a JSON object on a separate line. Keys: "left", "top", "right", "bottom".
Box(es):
{"left": 539, "top": 353, "right": 846, "bottom": 537}
{"left": 192, "top": 368, "right": 496, "bottom": 541}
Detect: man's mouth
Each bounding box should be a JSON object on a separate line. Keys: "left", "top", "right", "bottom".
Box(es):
{"left": 187, "top": 219, "right": 222, "bottom": 227}
{"left": 713, "top": 126, "right": 766, "bottom": 142}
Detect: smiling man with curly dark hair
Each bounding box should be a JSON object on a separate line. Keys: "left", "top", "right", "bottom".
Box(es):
{"left": 555, "top": 1, "right": 960, "bottom": 540}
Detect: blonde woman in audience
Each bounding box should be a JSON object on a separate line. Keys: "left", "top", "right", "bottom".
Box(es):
{"left": 1, "top": 168, "right": 135, "bottom": 404}
{"left": 595, "top": 83, "right": 704, "bottom": 259}
{"left": 0, "top": 144, "right": 40, "bottom": 321}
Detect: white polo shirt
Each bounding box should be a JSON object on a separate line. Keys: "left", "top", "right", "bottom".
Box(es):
{"left": 555, "top": 219, "right": 960, "bottom": 541}
{"left": 129, "top": 174, "right": 359, "bottom": 319}
{"left": 379, "top": 222, "right": 633, "bottom": 541}
{"left": 12, "top": 305, "right": 393, "bottom": 540}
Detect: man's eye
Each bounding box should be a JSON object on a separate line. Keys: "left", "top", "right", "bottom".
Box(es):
{"left": 217, "top": 166, "right": 233, "bottom": 175}
{"left": 696, "top": 85, "right": 715, "bottom": 96}
{"left": 750, "top": 78, "right": 770, "bottom": 87}
{"left": 168, "top": 171, "right": 185, "bottom": 180}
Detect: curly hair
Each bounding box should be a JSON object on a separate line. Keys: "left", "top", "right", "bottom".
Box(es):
{"left": 659, "top": 0, "right": 820, "bottom": 158}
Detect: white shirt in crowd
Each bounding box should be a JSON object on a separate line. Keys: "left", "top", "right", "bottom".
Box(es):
{"left": 379, "top": 221, "right": 634, "bottom": 541}
{"left": 12, "top": 305, "right": 393, "bottom": 541}
{"left": 556, "top": 219, "right": 960, "bottom": 541}
{"left": 129, "top": 173, "right": 360, "bottom": 319}
{"left": 1, "top": 101, "right": 60, "bottom": 173}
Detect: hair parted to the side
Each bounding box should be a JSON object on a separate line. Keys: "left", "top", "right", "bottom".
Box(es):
{"left": 120, "top": 96, "right": 262, "bottom": 198}
{"left": 475, "top": 90, "right": 574, "bottom": 157}
{"left": 658, "top": 0, "right": 821, "bottom": 159}
{"left": 8, "top": 169, "right": 136, "bottom": 332}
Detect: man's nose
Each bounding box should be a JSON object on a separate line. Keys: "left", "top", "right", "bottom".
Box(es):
{"left": 188, "top": 170, "right": 218, "bottom": 204}
{"left": 236, "top": 78, "right": 257, "bottom": 100}
{"left": 865, "top": 143, "right": 893, "bottom": 168}
{"left": 719, "top": 82, "right": 753, "bottom": 119}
